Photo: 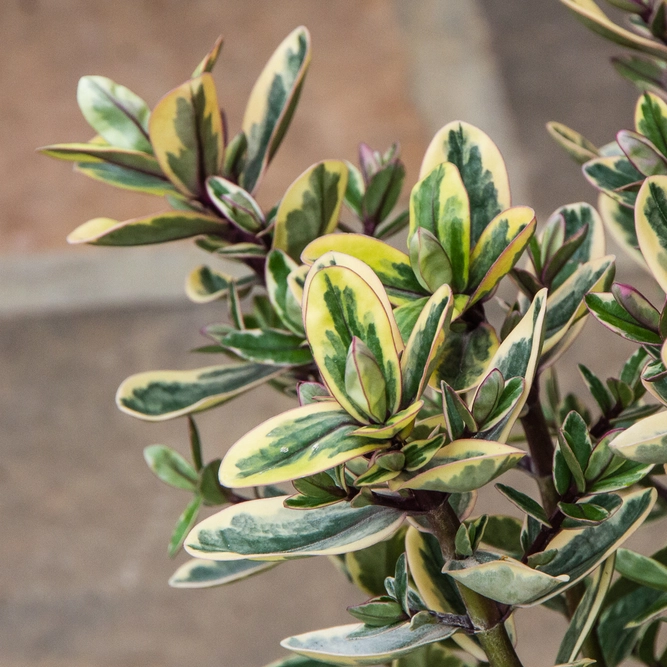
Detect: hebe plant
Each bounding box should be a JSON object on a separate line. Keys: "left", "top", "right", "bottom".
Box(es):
{"left": 41, "top": 12, "right": 667, "bottom": 667}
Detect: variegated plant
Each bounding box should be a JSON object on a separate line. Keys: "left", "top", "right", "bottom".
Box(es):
{"left": 45, "top": 21, "right": 667, "bottom": 667}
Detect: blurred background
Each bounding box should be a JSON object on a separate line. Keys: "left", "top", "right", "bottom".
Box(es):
{"left": 2, "top": 0, "right": 663, "bottom": 665}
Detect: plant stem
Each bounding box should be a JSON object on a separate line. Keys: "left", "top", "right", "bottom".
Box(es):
{"left": 520, "top": 381, "right": 559, "bottom": 515}
{"left": 424, "top": 496, "right": 524, "bottom": 667}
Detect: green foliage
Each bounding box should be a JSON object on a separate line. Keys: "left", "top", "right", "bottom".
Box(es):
{"left": 46, "top": 19, "right": 667, "bottom": 667}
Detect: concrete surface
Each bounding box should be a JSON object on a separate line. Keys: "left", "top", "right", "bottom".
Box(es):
{"left": 3, "top": 1, "right": 666, "bottom": 666}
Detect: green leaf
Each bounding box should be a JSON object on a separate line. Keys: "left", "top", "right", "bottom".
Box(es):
{"left": 547, "top": 121, "right": 599, "bottom": 164}
{"left": 420, "top": 121, "right": 510, "bottom": 244}
{"left": 343, "top": 161, "right": 364, "bottom": 217}
{"left": 616, "top": 548, "right": 667, "bottom": 592}
{"left": 185, "top": 496, "right": 406, "bottom": 560}
{"left": 73, "top": 161, "right": 178, "bottom": 196}
{"left": 67, "top": 211, "right": 225, "bottom": 246}
{"left": 282, "top": 621, "right": 457, "bottom": 667}
{"left": 264, "top": 655, "right": 341, "bottom": 667}
{"left": 480, "top": 514, "right": 523, "bottom": 557}
{"left": 408, "top": 161, "right": 470, "bottom": 291}
{"left": 609, "top": 410, "right": 667, "bottom": 463}
{"left": 394, "top": 439, "right": 525, "bottom": 493}
{"left": 219, "top": 402, "right": 383, "bottom": 487}
{"left": 409, "top": 228, "right": 453, "bottom": 293}
{"left": 149, "top": 73, "right": 224, "bottom": 197}
{"left": 455, "top": 523, "right": 474, "bottom": 557}
{"left": 169, "top": 557, "right": 277, "bottom": 588}
{"left": 579, "top": 364, "right": 614, "bottom": 414}
{"left": 220, "top": 328, "right": 311, "bottom": 367}
{"left": 625, "top": 596, "right": 667, "bottom": 628}
{"left": 117, "top": 362, "right": 285, "bottom": 421}
{"left": 430, "top": 322, "right": 499, "bottom": 393}
{"left": 273, "top": 161, "right": 348, "bottom": 261}
{"left": 143, "top": 444, "right": 198, "bottom": 491}
{"left": 198, "top": 459, "right": 230, "bottom": 506}
{"left": 400, "top": 285, "right": 453, "bottom": 407}
{"left": 302, "top": 234, "right": 426, "bottom": 306}
{"left": 206, "top": 176, "right": 264, "bottom": 233}
{"left": 241, "top": 26, "right": 311, "bottom": 192}
{"left": 77, "top": 76, "right": 152, "bottom": 152}
{"left": 585, "top": 292, "right": 662, "bottom": 344}
{"left": 558, "top": 500, "right": 613, "bottom": 526}
{"left": 347, "top": 598, "right": 406, "bottom": 626}
{"left": 375, "top": 210, "right": 410, "bottom": 240}
{"left": 352, "top": 402, "right": 423, "bottom": 440}
{"left": 496, "top": 483, "right": 550, "bottom": 526}
{"left": 169, "top": 496, "right": 202, "bottom": 558}
{"left": 363, "top": 161, "right": 405, "bottom": 224}
{"left": 441, "top": 381, "right": 476, "bottom": 440}
{"left": 471, "top": 369, "right": 504, "bottom": 425}
{"left": 556, "top": 556, "right": 616, "bottom": 664}
{"left": 303, "top": 253, "right": 403, "bottom": 422}
{"left": 636, "top": 175, "right": 667, "bottom": 292}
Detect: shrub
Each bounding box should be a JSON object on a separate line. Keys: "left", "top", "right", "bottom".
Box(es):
{"left": 42, "top": 10, "right": 667, "bottom": 667}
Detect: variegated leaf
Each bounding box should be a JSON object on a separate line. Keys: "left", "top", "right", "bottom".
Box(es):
{"left": 149, "top": 73, "right": 224, "bottom": 197}
{"left": 191, "top": 35, "right": 224, "bottom": 78}
{"left": 635, "top": 175, "right": 667, "bottom": 292}
{"left": 282, "top": 621, "right": 456, "bottom": 667}
{"left": 39, "top": 143, "right": 164, "bottom": 175}
{"left": 446, "top": 554, "right": 569, "bottom": 606}
{"left": 184, "top": 496, "right": 405, "bottom": 560}
{"left": 545, "top": 203, "right": 607, "bottom": 290}
{"left": 430, "top": 323, "right": 499, "bottom": 393}
{"left": 303, "top": 257, "right": 403, "bottom": 422}
{"left": 206, "top": 176, "right": 264, "bottom": 232}
{"left": 409, "top": 162, "right": 470, "bottom": 291}
{"left": 185, "top": 267, "right": 256, "bottom": 304}
{"left": 302, "top": 234, "right": 426, "bottom": 306}
{"left": 67, "top": 211, "right": 225, "bottom": 246}
{"left": 116, "top": 363, "right": 284, "bottom": 421}
{"left": 394, "top": 440, "right": 525, "bottom": 493}
{"left": 77, "top": 76, "right": 152, "bottom": 152}
{"left": 73, "top": 161, "right": 178, "bottom": 196}
{"left": 609, "top": 410, "right": 667, "bottom": 463}
{"left": 635, "top": 92, "right": 667, "bottom": 156}
{"left": 542, "top": 255, "right": 615, "bottom": 354}
{"left": 560, "top": 0, "right": 667, "bottom": 60}
{"left": 219, "top": 402, "right": 384, "bottom": 487}
{"left": 585, "top": 292, "right": 661, "bottom": 344}
{"left": 420, "top": 122, "right": 511, "bottom": 244}
{"left": 617, "top": 129, "right": 667, "bottom": 177}
{"left": 400, "top": 285, "right": 453, "bottom": 407}
{"left": 266, "top": 250, "right": 305, "bottom": 335}
{"left": 532, "top": 488, "right": 657, "bottom": 604}
{"left": 546, "top": 122, "right": 599, "bottom": 164}
{"left": 582, "top": 155, "right": 642, "bottom": 209}
{"left": 169, "top": 558, "right": 277, "bottom": 588}
{"left": 556, "top": 555, "right": 616, "bottom": 664}
{"left": 241, "top": 27, "right": 311, "bottom": 192}
{"left": 353, "top": 401, "right": 423, "bottom": 440}
{"left": 467, "top": 206, "right": 536, "bottom": 305}
{"left": 273, "top": 161, "right": 348, "bottom": 261}
{"left": 597, "top": 193, "right": 646, "bottom": 269}
{"left": 475, "top": 289, "right": 548, "bottom": 442}
{"left": 220, "top": 329, "right": 311, "bottom": 366}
